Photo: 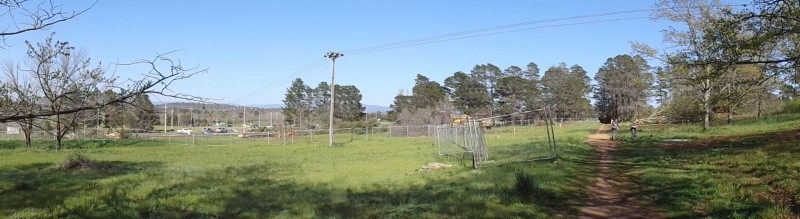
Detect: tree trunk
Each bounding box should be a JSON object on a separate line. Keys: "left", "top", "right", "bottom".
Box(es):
{"left": 757, "top": 97, "right": 763, "bottom": 119}
{"left": 24, "top": 131, "right": 32, "bottom": 147}
{"left": 727, "top": 105, "right": 733, "bottom": 124}
{"left": 703, "top": 88, "right": 711, "bottom": 131}
{"left": 55, "top": 135, "right": 63, "bottom": 151}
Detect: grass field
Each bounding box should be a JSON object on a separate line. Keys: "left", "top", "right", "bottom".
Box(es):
{"left": 0, "top": 123, "right": 599, "bottom": 218}
{"left": 617, "top": 114, "right": 800, "bottom": 218}
{"left": 5, "top": 114, "right": 798, "bottom": 218}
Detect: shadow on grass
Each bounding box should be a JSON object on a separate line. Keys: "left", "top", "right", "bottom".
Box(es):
{"left": 0, "top": 160, "right": 162, "bottom": 216}
{"left": 42, "top": 160, "right": 591, "bottom": 218}
{"left": 0, "top": 139, "right": 160, "bottom": 150}
{"left": 617, "top": 128, "right": 800, "bottom": 218}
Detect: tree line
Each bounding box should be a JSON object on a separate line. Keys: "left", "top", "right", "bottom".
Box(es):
{"left": 281, "top": 78, "right": 367, "bottom": 129}
{"left": 389, "top": 62, "right": 593, "bottom": 125}
{"left": 388, "top": 0, "right": 800, "bottom": 131}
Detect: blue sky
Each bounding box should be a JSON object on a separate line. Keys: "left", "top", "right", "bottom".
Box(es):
{"left": 5, "top": 1, "right": 688, "bottom": 107}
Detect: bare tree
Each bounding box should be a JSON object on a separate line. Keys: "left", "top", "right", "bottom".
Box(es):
{"left": 1, "top": 59, "right": 38, "bottom": 147}
{"left": 1, "top": 0, "right": 95, "bottom": 47}
{"left": 633, "top": 0, "right": 736, "bottom": 131}
{"left": 0, "top": 33, "right": 205, "bottom": 150}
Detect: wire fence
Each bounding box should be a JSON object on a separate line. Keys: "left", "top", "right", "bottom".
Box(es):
{"left": 0, "top": 125, "right": 446, "bottom": 148}
{"left": 2, "top": 114, "right": 561, "bottom": 167}
{"left": 434, "top": 108, "right": 560, "bottom": 169}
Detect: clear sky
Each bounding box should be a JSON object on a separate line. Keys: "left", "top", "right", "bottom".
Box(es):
{"left": 4, "top": 0, "right": 687, "bottom": 107}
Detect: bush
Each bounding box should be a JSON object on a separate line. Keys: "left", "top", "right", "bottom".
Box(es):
{"left": 512, "top": 171, "right": 538, "bottom": 199}
{"left": 783, "top": 99, "right": 800, "bottom": 114}
{"left": 59, "top": 151, "right": 94, "bottom": 171}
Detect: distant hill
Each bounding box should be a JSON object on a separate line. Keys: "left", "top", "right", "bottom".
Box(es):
{"left": 365, "top": 105, "right": 390, "bottom": 113}
{"left": 247, "top": 104, "right": 284, "bottom": 109}
{"left": 156, "top": 102, "right": 389, "bottom": 113}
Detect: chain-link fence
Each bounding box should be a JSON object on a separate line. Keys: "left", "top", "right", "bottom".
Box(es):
{"left": 434, "top": 108, "right": 559, "bottom": 169}
{"left": 0, "top": 125, "right": 445, "bottom": 148}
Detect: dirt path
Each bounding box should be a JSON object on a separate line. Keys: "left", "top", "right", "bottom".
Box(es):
{"left": 578, "top": 125, "right": 661, "bottom": 218}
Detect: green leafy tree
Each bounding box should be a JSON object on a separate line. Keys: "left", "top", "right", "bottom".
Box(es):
{"left": 389, "top": 89, "right": 412, "bottom": 122}
{"left": 470, "top": 63, "right": 503, "bottom": 115}
{"left": 310, "top": 82, "right": 330, "bottom": 128}
{"left": 391, "top": 74, "right": 452, "bottom": 125}
{"left": 410, "top": 74, "right": 448, "bottom": 109}
{"left": 333, "top": 85, "right": 365, "bottom": 122}
{"left": 444, "top": 71, "right": 490, "bottom": 115}
{"left": 541, "top": 63, "right": 592, "bottom": 119}
{"left": 282, "top": 78, "right": 310, "bottom": 126}
{"left": 127, "top": 94, "right": 159, "bottom": 130}
{"left": 593, "top": 54, "right": 654, "bottom": 121}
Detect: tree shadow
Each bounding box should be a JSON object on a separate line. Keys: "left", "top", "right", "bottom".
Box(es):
{"left": 616, "top": 129, "right": 800, "bottom": 218}
{"left": 66, "top": 161, "right": 588, "bottom": 218}
{"left": 0, "top": 160, "right": 162, "bottom": 216}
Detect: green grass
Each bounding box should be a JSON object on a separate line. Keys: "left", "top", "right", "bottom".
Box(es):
{"left": 0, "top": 123, "right": 598, "bottom": 218}
{"left": 617, "top": 113, "right": 800, "bottom": 218}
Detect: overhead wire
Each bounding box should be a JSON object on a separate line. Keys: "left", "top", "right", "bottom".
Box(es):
{"left": 348, "top": 17, "right": 650, "bottom": 56}
{"left": 225, "top": 4, "right": 748, "bottom": 106}
{"left": 225, "top": 57, "right": 327, "bottom": 105}
{"left": 344, "top": 9, "right": 652, "bottom": 55}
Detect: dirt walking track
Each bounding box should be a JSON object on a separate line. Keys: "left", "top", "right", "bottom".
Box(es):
{"left": 578, "top": 125, "right": 662, "bottom": 218}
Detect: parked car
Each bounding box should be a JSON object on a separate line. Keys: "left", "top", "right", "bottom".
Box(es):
{"left": 215, "top": 127, "right": 227, "bottom": 133}
{"left": 177, "top": 128, "right": 192, "bottom": 135}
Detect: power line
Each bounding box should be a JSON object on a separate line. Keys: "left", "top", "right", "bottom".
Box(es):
{"left": 225, "top": 5, "right": 748, "bottom": 106}
{"left": 225, "top": 57, "right": 327, "bottom": 105}
{"left": 348, "top": 17, "right": 650, "bottom": 55}
{"left": 344, "top": 9, "right": 652, "bottom": 55}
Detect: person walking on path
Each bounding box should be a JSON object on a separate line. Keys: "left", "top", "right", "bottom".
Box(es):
{"left": 610, "top": 118, "right": 619, "bottom": 141}
{"left": 631, "top": 117, "right": 640, "bottom": 141}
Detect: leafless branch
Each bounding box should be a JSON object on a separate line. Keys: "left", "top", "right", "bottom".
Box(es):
{"left": 0, "top": 0, "right": 96, "bottom": 47}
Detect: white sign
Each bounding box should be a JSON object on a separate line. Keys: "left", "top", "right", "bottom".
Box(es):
{"left": 6, "top": 126, "right": 20, "bottom": 134}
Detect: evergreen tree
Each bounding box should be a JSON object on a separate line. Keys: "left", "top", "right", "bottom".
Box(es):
{"left": 541, "top": 63, "right": 592, "bottom": 119}
{"left": 593, "top": 54, "right": 654, "bottom": 121}
{"left": 444, "top": 71, "right": 491, "bottom": 115}
{"left": 282, "top": 78, "right": 309, "bottom": 126}
{"left": 411, "top": 74, "right": 448, "bottom": 109}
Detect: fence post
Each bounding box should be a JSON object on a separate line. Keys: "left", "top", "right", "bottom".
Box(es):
{"left": 389, "top": 127, "right": 392, "bottom": 138}
{"left": 366, "top": 127, "right": 369, "bottom": 141}
{"left": 406, "top": 126, "right": 409, "bottom": 138}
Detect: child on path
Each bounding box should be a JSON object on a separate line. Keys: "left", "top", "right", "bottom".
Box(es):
{"left": 631, "top": 117, "right": 640, "bottom": 141}
{"left": 610, "top": 118, "right": 618, "bottom": 141}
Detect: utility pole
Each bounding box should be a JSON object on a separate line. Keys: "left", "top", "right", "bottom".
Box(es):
{"left": 324, "top": 51, "right": 343, "bottom": 146}
{"left": 190, "top": 108, "right": 194, "bottom": 128}
{"left": 164, "top": 103, "right": 167, "bottom": 133}
{"left": 243, "top": 106, "right": 247, "bottom": 133}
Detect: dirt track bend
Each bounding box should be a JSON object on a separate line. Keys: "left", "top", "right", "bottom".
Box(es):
{"left": 578, "top": 125, "right": 662, "bottom": 218}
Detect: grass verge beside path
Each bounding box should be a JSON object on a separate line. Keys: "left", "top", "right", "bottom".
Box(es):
{"left": 0, "top": 123, "right": 598, "bottom": 218}
{"left": 617, "top": 113, "right": 800, "bottom": 218}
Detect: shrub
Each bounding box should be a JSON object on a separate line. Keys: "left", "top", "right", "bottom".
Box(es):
{"left": 783, "top": 99, "right": 800, "bottom": 114}
{"left": 512, "top": 171, "right": 538, "bottom": 199}
{"left": 59, "top": 151, "right": 94, "bottom": 171}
